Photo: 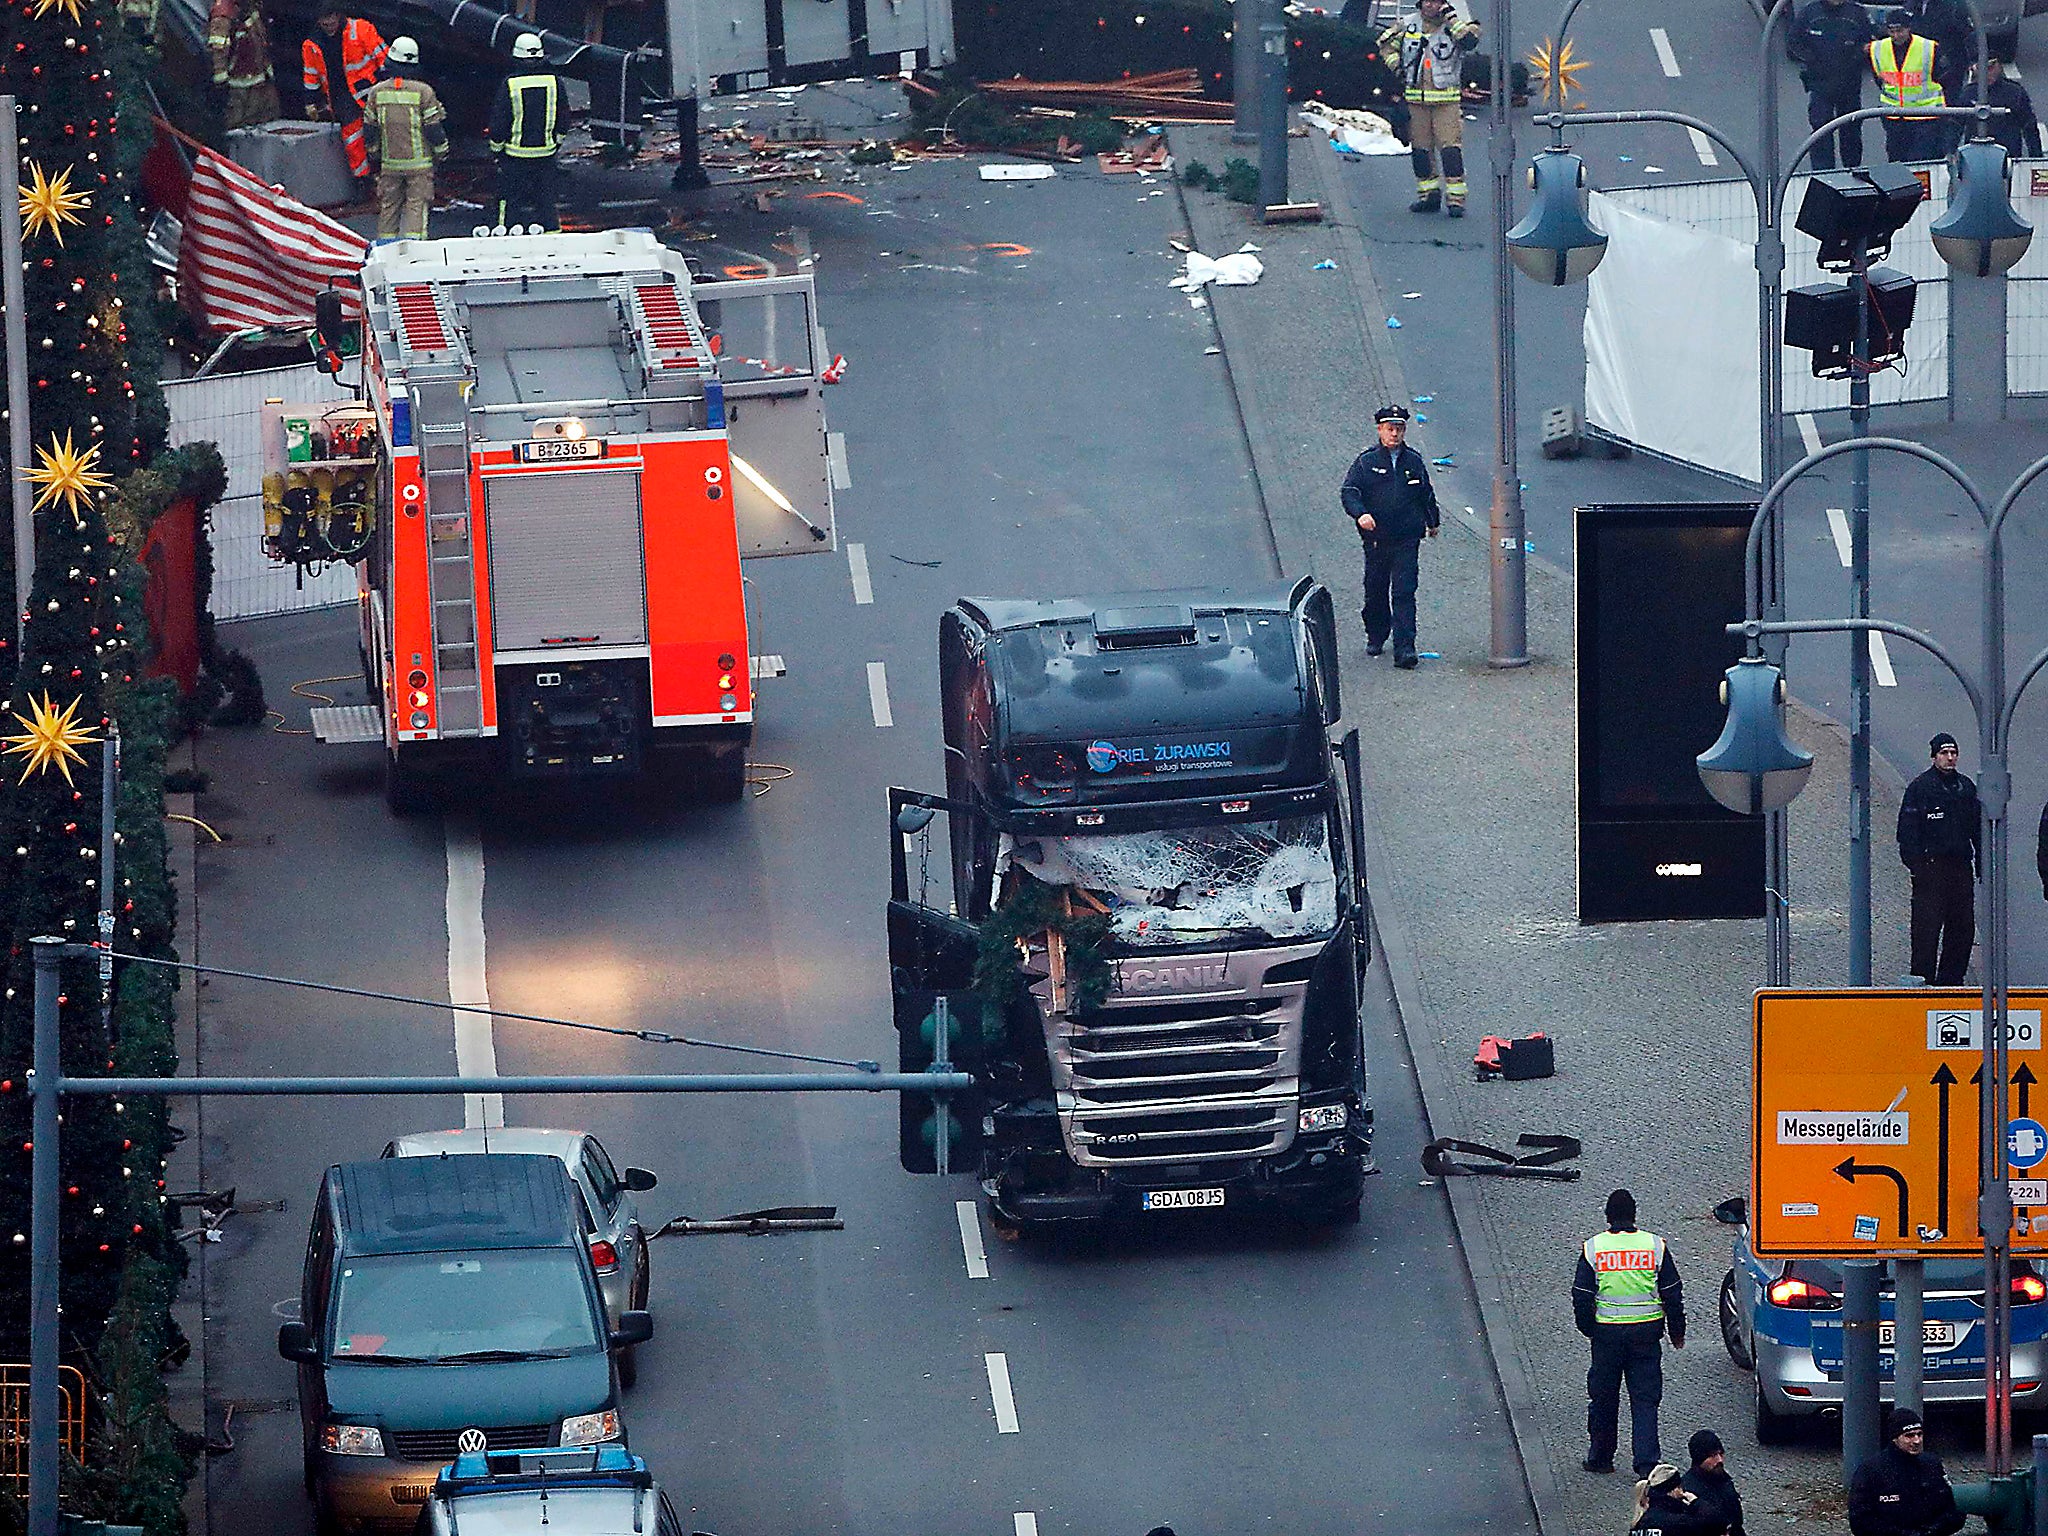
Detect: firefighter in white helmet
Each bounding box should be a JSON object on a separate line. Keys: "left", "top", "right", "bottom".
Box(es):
{"left": 362, "top": 36, "right": 449, "bottom": 240}
{"left": 1379, "top": 0, "right": 1482, "bottom": 216}
{"left": 489, "top": 32, "right": 563, "bottom": 231}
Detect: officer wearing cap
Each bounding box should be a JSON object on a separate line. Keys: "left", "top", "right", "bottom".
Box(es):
{"left": 1339, "top": 405, "right": 1440, "bottom": 669}
{"left": 1898, "top": 732, "right": 1980, "bottom": 984}
{"left": 1848, "top": 1408, "right": 1963, "bottom": 1536}
{"left": 1573, "top": 1188, "right": 1686, "bottom": 1477}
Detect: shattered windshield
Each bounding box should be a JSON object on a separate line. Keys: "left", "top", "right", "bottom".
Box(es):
{"left": 1003, "top": 816, "right": 1339, "bottom": 947}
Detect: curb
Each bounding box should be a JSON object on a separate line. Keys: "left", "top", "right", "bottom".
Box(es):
{"left": 1174, "top": 122, "right": 1558, "bottom": 1536}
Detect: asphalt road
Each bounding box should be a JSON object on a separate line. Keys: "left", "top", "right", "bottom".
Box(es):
{"left": 189, "top": 151, "right": 1535, "bottom": 1534}
{"left": 1344, "top": 0, "right": 2048, "bottom": 985}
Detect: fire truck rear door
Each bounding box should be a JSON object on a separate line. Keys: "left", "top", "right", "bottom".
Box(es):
{"left": 701, "top": 273, "right": 837, "bottom": 558}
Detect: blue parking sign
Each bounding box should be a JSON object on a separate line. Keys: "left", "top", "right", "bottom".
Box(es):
{"left": 2009, "top": 1118, "right": 2048, "bottom": 1171}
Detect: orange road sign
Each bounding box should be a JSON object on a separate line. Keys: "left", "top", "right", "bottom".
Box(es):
{"left": 1753, "top": 990, "right": 2048, "bottom": 1258}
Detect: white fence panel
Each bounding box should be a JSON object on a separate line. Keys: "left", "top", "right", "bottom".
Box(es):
{"left": 2010, "top": 159, "right": 2048, "bottom": 397}
{"left": 160, "top": 363, "right": 359, "bottom": 620}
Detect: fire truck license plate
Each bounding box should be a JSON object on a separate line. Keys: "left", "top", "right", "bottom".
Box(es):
{"left": 518, "top": 438, "right": 606, "bottom": 463}
{"left": 1878, "top": 1321, "right": 1958, "bottom": 1350}
{"left": 1142, "top": 1188, "right": 1225, "bottom": 1211}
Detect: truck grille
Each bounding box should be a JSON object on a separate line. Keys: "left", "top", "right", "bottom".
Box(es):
{"left": 1045, "top": 946, "right": 1315, "bottom": 1167}
{"left": 386, "top": 1424, "right": 552, "bottom": 1461}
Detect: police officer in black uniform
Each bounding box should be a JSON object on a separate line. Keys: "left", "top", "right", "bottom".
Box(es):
{"left": 1848, "top": 1408, "right": 1963, "bottom": 1536}
{"left": 1787, "top": 0, "right": 1879, "bottom": 169}
{"left": 1340, "top": 404, "right": 1440, "bottom": 669}
{"left": 1898, "top": 732, "right": 1981, "bottom": 985}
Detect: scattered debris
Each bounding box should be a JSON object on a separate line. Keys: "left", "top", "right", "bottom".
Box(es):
{"left": 1313, "top": 258, "right": 1337, "bottom": 270}
{"left": 980, "top": 163, "right": 1058, "bottom": 181}
{"left": 979, "top": 68, "right": 1231, "bottom": 122}
{"left": 1387, "top": 315, "right": 1403, "bottom": 328}
{"left": 1170, "top": 244, "right": 1264, "bottom": 292}
{"left": 1099, "top": 138, "right": 1173, "bottom": 174}
{"left": 1300, "top": 101, "right": 1407, "bottom": 156}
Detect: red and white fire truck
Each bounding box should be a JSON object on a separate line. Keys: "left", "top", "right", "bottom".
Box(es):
{"left": 262, "top": 229, "right": 836, "bottom": 811}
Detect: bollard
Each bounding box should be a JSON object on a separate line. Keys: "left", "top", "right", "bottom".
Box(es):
{"left": 1956, "top": 1473, "right": 2026, "bottom": 1535}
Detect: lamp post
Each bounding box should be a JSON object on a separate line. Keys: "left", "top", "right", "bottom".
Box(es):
{"left": 1488, "top": 0, "right": 1526, "bottom": 667}
{"left": 1701, "top": 438, "right": 2048, "bottom": 1482}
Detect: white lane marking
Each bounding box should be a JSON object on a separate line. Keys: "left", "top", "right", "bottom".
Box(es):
{"left": 446, "top": 821, "right": 503, "bottom": 1131}
{"left": 1651, "top": 26, "right": 1681, "bottom": 76}
{"left": 1014, "top": 1518, "right": 1040, "bottom": 1536}
{"left": 985, "top": 1353, "right": 1021, "bottom": 1433}
{"left": 1687, "top": 126, "right": 1719, "bottom": 166}
{"left": 828, "top": 429, "right": 852, "bottom": 491}
{"left": 1870, "top": 630, "right": 1898, "bottom": 687}
{"left": 1797, "top": 412, "right": 1823, "bottom": 457}
{"left": 956, "top": 1200, "right": 991, "bottom": 1279}
{"left": 1825, "top": 507, "right": 1853, "bottom": 567}
{"left": 848, "top": 540, "right": 874, "bottom": 604}
{"left": 867, "top": 661, "right": 894, "bottom": 727}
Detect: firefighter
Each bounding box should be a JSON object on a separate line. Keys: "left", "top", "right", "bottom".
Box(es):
{"left": 1869, "top": 9, "right": 1946, "bottom": 164}
{"left": 1339, "top": 404, "right": 1440, "bottom": 669}
{"left": 1379, "top": 0, "right": 1482, "bottom": 216}
{"left": 121, "top": 0, "right": 158, "bottom": 42}
{"left": 363, "top": 37, "right": 447, "bottom": 240}
{"left": 1573, "top": 1188, "right": 1685, "bottom": 1478}
{"left": 302, "top": 0, "right": 387, "bottom": 182}
{"left": 489, "top": 33, "right": 563, "bottom": 231}
{"left": 207, "top": 0, "right": 281, "bottom": 130}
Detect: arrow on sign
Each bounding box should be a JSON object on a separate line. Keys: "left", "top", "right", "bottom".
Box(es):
{"left": 2020, "top": 1063, "right": 2038, "bottom": 1120}
{"left": 1834, "top": 1157, "right": 1911, "bottom": 1238}
{"left": 1934, "top": 1063, "right": 1958, "bottom": 1238}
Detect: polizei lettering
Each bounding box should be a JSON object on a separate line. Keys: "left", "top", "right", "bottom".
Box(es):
{"left": 1117, "top": 961, "right": 1231, "bottom": 994}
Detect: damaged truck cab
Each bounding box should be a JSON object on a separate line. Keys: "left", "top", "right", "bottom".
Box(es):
{"left": 887, "top": 579, "right": 1374, "bottom": 1229}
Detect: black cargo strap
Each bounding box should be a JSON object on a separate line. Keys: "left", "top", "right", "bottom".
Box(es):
{"left": 1421, "top": 1134, "right": 1582, "bottom": 1180}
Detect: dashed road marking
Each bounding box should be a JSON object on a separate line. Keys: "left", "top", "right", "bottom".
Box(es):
{"left": 1014, "top": 1518, "right": 1040, "bottom": 1536}
{"left": 868, "top": 661, "right": 894, "bottom": 727}
{"left": 848, "top": 541, "right": 874, "bottom": 604}
{"left": 1688, "top": 127, "right": 1719, "bottom": 166}
{"left": 985, "top": 1353, "right": 1020, "bottom": 1432}
{"left": 1870, "top": 631, "right": 1897, "bottom": 686}
{"left": 1651, "top": 27, "right": 1681, "bottom": 76}
{"left": 1797, "top": 412, "right": 1824, "bottom": 457}
{"left": 828, "top": 430, "right": 852, "bottom": 491}
{"left": 445, "top": 820, "right": 503, "bottom": 1131}
{"left": 956, "top": 1200, "right": 991, "bottom": 1279}
{"left": 1826, "top": 507, "right": 1853, "bottom": 567}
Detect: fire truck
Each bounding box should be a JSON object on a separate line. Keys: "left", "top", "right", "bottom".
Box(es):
{"left": 262, "top": 228, "right": 836, "bottom": 811}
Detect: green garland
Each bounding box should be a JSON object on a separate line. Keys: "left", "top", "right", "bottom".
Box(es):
{"left": 972, "top": 870, "right": 1115, "bottom": 1017}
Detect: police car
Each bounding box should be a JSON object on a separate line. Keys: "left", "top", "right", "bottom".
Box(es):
{"left": 1716, "top": 1199, "right": 2048, "bottom": 1442}
{"left": 413, "top": 1447, "right": 697, "bottom": 1536}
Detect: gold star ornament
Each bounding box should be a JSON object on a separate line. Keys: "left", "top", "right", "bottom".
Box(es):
{"left": 26, "top": 432, "right": 114, "bottom": 526}
{"left": 29, "top": 0, "right": 86, "bottom": 22}
{"left": 2, "top": 693, "right": 102, "bottom": 786}
{"left": 1528, "top": 37, "right": 1591, "bottom": 106}
{"left": 19, "top": 161, "right": 92, "bottom": 245}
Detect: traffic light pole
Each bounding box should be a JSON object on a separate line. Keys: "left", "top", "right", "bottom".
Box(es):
{"left": 25, "top": 938, "right": 973, "bottom": 1536}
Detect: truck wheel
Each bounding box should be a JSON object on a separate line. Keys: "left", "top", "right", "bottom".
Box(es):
{"left": 383, "top": 749, "right": 435, "bottom": 816}
{"left": 618, "top": 1343, "right": 638, "bottom": 1391}
{"left": 1754, "top": 1375, "right": 1798, "bottom": 1446}
{"left": 360, "top": 642, "right": 381, "bottom": 707}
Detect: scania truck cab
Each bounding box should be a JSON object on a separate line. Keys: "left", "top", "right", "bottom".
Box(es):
{"left": 886, "top": 579, "right": 1374, "bottom": 1229}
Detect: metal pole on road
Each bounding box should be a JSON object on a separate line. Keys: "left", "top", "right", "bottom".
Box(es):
{"left": 28, "top": 937, "right": 63, "bottom": 1536}
{"left": 3, "top": 94, "right": 35, "bottom": 649}
{"left": 1488, "top": 0, "right": 1526, "bottom": 668}
{"left": 1232, "top": 0, "right": 1260, "bottom": 144}
{"left": 1257, "top": 0, "right": 1288, "bottom": 213}
{"left": 1843, "top": 1260, "right": 1882, "bottom": 1486}
{"left": 1849, "top": 238, "right": 1872, "bottom": 990}
{"left": 1895, "top": 1256, "right": 1925, "bottom": 1416}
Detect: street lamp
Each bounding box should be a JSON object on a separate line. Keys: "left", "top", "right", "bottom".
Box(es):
{"left": 1932, "top": 139, "right": 2035, "bottom": 277}
{"left": 1504, "top": 148, "right": 1606, "bottom": 285}
{"left": 1695, "top": 657, "right": 1813, "bottom": 814}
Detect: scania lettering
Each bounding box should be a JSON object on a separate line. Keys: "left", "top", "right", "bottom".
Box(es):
{"left": 885, "top": 581, "right": 1374, "bottom": 1229}
{"left": 261, "top": 228, "right": 837, "bottom": 811}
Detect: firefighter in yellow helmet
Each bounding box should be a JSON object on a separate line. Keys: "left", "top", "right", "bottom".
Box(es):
{"left": 489, "top": 32, "right": 563, "bottom": 231}
{"left": 362, "top": 37, "right": 448, "bottom": 239}
{"left": 1379, "top": 0, "right": 1482, "bottom": 216}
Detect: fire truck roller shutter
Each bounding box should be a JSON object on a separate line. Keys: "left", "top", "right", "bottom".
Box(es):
{"left": 486, "top": 469, "right": 649, "bottom": 649}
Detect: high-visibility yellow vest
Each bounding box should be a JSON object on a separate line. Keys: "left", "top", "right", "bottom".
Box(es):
{"left": 498, "top": 73, "right": 560, "bottom": 158}
{"left": 1380, "top": 18, "right": 1474, "bottom": 105}
{"left": 1584, "top": 1229, "right": 1666, "bottom": 1325}
{"left": 1870, "top": 35, "right": 1944, "bottom": 116}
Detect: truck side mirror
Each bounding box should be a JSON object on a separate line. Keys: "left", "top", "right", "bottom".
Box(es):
{"left": 277, "top": 1321, "right": 318, "bottom": 1362}
{"left": 1301, "top": 583, "right": 1341, "bottom": 726}
{"left": 1713, "top": 1196, "right": 1748, "bottom": 1226}
{"left": 610, "top": 1311, "right": 654, "bottom": 1350}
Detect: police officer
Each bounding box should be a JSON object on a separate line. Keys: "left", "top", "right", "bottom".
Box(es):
{"left": 1870, "top": 9, "right": 1947, "bottom": 163}
{"left": 363, "top": 38, "right": 448, "bottom": 240}
{"left": 1339, "top": 404, "right": 1440, "bottom": 669}
{"left": 1983, "top": 55, "right": 2042, "bottom": 163}
{"left": 1899, "top": 732, "right": 1980, "bottom": 985}
{"left": 1788, "top": 0, "right": 1878, "bottom": 170}
{"left": 1573, "top": 1188, "right": 1685, "bottom": 1477}
{"left": 489, "top": 33, "right": 563, "bottom": 231}
{"left": 1848, "top": 1409, "right": 1964, "bottom": 1536}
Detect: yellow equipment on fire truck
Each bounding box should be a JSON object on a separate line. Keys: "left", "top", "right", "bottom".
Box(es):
{"left": 262, "top": 228, "right": 837, "bottom": 812}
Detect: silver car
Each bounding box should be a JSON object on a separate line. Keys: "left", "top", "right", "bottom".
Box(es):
{"left": 383, "top": 1129, "right": 658, "bottom": 1386}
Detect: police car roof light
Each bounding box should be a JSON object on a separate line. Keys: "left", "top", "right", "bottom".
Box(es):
{"left": 440, "top": 1445, "right": 649, "bottom": 1493}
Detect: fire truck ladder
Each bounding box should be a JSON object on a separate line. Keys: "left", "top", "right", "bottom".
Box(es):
{"left": 414, "top": 378, "right": 483, "bottom": 735}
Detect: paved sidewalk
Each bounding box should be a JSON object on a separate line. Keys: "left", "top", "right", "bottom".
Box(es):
{"left": 1175, "top": 119, "right": 1921, "bottom": 1536}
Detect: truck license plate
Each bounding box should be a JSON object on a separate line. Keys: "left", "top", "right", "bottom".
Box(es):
{"left": 1879, "top": 1321, "right": 1958, "bottom": 1350}
{"left": 1142, "top": 1188, "right": 1225, "bottom": 1211}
